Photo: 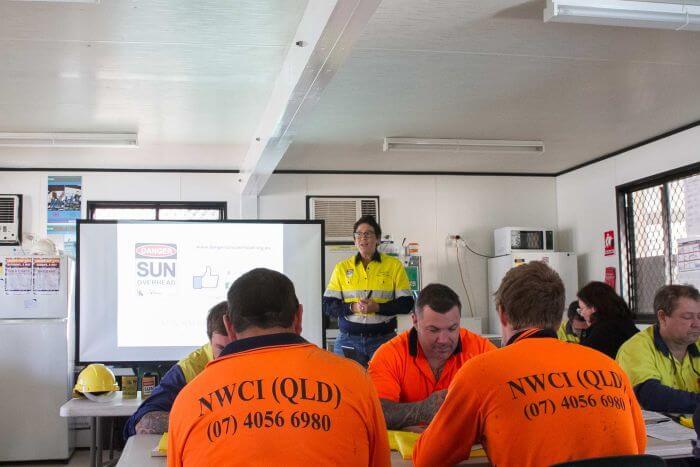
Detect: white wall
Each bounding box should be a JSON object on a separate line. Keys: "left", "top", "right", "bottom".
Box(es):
{"left": 1, "top": 169, "right": 557, "bottom": 330}
{"left": 261, "top": 173, "right": 558, "bottom": 329}
{"left": 0, "top": 170, "right": 240, "bottom": 248}
{"left": 556, "top": 125, "right": 700, "bottom": 290}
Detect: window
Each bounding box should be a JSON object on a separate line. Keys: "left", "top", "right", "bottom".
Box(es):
{"left": 87, "top": 201, "right": 226, "bottom": 221}
{"left": 618, "top": 164, "right": 700, "bottom": 320}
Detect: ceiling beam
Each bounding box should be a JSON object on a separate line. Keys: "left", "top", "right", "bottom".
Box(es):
{"left": 236, "top": 0, "right": 381, "bottom": 199}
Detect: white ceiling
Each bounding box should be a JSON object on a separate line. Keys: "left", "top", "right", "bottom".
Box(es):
{"left": 1, "top": 0, "right": 699, "bottom": 173}
{"left": 0, "top": 0, "right": 307, "bottom": 168}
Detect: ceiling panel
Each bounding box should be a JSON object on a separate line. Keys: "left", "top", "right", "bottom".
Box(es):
{"left": 0, "top": 0, "right": 308, "bottom": 168}
{"left": 2, "top": 0, "right": 700, "bottom": 172}
{"left": 282, "top": 0, "right": 700, "bottom": 172}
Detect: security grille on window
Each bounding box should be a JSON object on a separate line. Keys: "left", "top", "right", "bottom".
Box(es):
{"left": 87, "top": 202, "right": 226, "bottom": 221}
{"left": 618, "top": 167, "right": 700, "bottom": 319}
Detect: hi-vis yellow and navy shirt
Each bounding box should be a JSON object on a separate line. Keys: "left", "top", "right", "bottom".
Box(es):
{"left": 323, "top": 252, "right": 414, "bottom": 335}
{"left": 616, "top": 325, "right": 700, "bottom": 413}
{"left": 124, "top": 343, "right": 214, "bottom": 440}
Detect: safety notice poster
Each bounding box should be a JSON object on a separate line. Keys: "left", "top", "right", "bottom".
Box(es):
{"left": 32, "top": 257, "right": 60, "bottom": 294}
{"left": 4, "top": 258, "right": 33, "bottom": 294}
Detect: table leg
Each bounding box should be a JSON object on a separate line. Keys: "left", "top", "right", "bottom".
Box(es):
{"left": 90, "top": 416, "right": 97, "bottom": 467}
{"left": 108, "top": 417, "right": 114, "bottom": 460}
{"left": 96, "top": 417, "right": 103, "bottom": 467}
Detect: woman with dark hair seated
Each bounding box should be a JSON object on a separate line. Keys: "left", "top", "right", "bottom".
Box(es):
{"left": 577, "top": 281, "right": 638, "bottom": 359}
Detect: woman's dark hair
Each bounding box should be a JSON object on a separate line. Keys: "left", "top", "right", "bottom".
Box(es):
{"left": 577, "top": 281, "right": 633, "bottom": 323}
{"left": 353, "top": 215, "right": 382, "bottom": 238}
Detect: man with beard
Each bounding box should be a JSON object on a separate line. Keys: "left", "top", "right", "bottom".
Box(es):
{"left": 368, "top": 283, "right": 495, "bottom": 430}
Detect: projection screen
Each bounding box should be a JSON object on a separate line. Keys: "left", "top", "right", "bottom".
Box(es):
{"left": 77, "top": 220, "right": 324, "bottom": 364}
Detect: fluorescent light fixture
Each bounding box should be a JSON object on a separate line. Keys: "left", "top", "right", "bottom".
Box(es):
{"left": 0, "top": 132, "right": 138, "bottom": 148}
{"left": 544, "top": 0, "right": 700, "bottom": 31}
{"left": 383, "top": 138, "right": 545, "bottom": 154}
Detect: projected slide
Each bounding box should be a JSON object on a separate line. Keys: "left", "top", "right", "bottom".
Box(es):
{"left": 78, "top": 220, "right": 323, "bottom": 363}
{"left": 116, "top": 223, "right": 283, "bottom": 347}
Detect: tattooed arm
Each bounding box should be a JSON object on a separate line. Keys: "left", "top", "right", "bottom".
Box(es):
{"left": 380, "top": 389, "right": 447, "bottom": 430}
{"left": 135, "top": 410, "right": 169, "bottom": 434}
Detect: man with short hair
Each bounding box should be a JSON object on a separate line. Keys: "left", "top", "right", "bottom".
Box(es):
{"left": 617, "top": 284, "right": 700, "bottom": 413}
{"left": 413, "top": 262, "right": 646, "bottom": 467}
{"left": 123, "top": 301, "right": 231, "bottom": 439}
{"left": 557, "top": 300, "right": 590, "bottom": 343}
{"left": 168, "top": 268, "right": 390, "bottom": 467}
{"left": 368, "top": 283, "right": 495, "bottom": 430}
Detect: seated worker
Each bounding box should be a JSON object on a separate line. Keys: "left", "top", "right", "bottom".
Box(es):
{"left": 413, "top": 262, "right": 646, "bottom": 467}
{"left": 323, "top": 215, "right": 414, "bottom": 365}
{"left": 557, "top": 300, "right": 590, "bottom": 343}
{"left": 577, "top": 281, "right": 638, "bottom": 358}
{"left": 368, "top": 283, "right": 495, "bottom": 430}
{"left": 123, "top": 301, "right": 231, "bottom": 439}
{"left": 168, "top": 268, "right": 390, "bottom": 467}
{"left": 617, "top": 284, "right": 700, "bottom": 413}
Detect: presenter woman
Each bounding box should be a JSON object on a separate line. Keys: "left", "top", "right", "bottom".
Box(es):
{"left": 323, "top": 215, "right": 414, "bottom": 365}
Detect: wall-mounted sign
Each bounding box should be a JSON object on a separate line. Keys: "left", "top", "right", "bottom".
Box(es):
{"left": 604, "top": 230, "right": 615, "bottom": 257}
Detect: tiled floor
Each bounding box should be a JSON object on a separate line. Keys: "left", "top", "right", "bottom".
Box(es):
{"left": 2, "top": 449, "right": 121, "bottom": 467}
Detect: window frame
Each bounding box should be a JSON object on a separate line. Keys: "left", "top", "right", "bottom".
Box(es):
{"left": 86, "top": 200, "right": 227, "bottom": 221}
{"left": 616, "top": 162, "right": 700, "bottom": 322}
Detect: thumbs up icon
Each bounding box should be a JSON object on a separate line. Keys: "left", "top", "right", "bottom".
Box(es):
{"left": 193, "top": 266, "right": 219, "bottom": 289}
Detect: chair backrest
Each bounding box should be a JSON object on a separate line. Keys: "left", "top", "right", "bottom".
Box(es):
{"left": 551, "top": 454, "right": 666, "bottom": 467}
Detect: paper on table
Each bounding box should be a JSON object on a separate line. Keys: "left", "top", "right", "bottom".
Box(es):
{"left": 151, "top": 432, "right": 167, "bottom": 457}
{"left": 642, "top": 410, "right": 671, "bottom": 424}
{"left": 646, "top": 421, "right": 696, "bottom": 442}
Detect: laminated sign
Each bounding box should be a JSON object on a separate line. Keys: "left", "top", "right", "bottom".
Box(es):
{"left": 604, "top": 230, "right": 615, "bottom": 256}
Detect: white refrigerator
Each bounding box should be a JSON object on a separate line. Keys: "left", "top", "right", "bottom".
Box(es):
{"left": 487, "top": 251, "right": 578, "bottom": 335}
{"left": 0, "top": 256, "right": 74, "bottom": 461}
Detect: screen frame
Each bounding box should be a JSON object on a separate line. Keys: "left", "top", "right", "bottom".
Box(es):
{"left": 75, "top": 218, "right": 325, "bottom": 366}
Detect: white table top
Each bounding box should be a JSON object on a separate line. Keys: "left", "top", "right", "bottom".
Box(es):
{"left": 118, "top": 435, "right": 163, "bottom": 467}
{"left": 116, "top": 433, "right": 693, "bottom": 466}
{"left": 59, "top": 391, "right": 143, "bottom": 417}
{"left": 646, "top": 435, "right": 694, "bottom": 459}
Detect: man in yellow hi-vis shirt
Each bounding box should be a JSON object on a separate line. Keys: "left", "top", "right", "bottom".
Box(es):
{"left": 323, "top": 215, "right": 414, "bottom": 365}
{"left": 617, "top": 284, "right": 700, "bottom": 413}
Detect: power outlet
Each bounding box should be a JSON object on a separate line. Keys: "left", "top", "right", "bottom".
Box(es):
{"left": 446, "top": 234, "right": 462, "bottom": 247}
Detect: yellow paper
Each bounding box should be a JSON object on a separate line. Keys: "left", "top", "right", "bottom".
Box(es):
{"left": 387, "top": 430, "right": 399, "bottom": 451}
{"left": 157, "top": 432, "right": 168, "bottom": 453}
{"left": 680, "top": 416, "right": 694, "bottom": 429}
{"left": 388, "top": 430, "right": 421, "bottom": 460}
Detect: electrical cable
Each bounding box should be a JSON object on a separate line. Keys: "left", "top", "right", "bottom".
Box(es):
{"left": 455, "top": 243, "right": 475, "bottom": 318}
{"left": 454, "top": 236, "right": 508, "bottom": 259}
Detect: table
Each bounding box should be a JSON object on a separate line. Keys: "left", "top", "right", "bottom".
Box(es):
{"left": 117, "top": 435, "right": 162, "bottom": 467}
{"left": 117, "top": 434, "right": 692, "bottom": 466}
{"left": 60, "top": 391, "right": 143, "bottom": 467}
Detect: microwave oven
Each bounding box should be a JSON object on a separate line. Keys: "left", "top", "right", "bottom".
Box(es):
{"left": 494, "top": 227, "right": 554, "bottom": 256}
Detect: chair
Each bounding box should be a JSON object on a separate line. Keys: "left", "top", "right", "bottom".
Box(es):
{"left": 551, "top": 454, "right": 666, "bottom": 467}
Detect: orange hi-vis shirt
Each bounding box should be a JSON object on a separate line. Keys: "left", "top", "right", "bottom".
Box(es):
{"left": 368, "top": 327, "right": 496, "bottom": 403}
{"left": 168, "top": 333, "right": 390, "bottom": 467}
{"left": 413, "top": 328, "right": 646, "bottom": 467}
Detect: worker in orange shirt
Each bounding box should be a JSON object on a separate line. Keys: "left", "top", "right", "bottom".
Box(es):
{"left": 368, "top": 283, "right": 496, "bottom": 430}
{"left": 168, "top": 268, "right": 390, "bottom": 467}
{"left": 413, "top": 261, "right": 646, "bottom": 467}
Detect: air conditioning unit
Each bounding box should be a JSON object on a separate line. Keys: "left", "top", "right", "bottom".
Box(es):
{"left": 307, "top": 196, "right": 379, "bottom": 243}
{"left": 0, "top": 194, "right": 22, "bottom": 245}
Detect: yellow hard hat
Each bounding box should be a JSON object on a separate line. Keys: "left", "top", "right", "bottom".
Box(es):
{"left": 73, "top": 364, "right": 119, "bottom": 400}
